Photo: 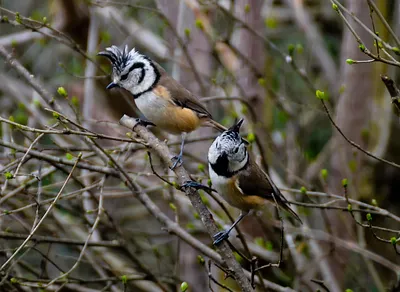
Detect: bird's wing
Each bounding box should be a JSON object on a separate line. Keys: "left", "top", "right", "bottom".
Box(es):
{"left": 236, "top": 157, "right": 302, "bottom": 223}
{"left": 154, "top": 62, "right": 212, "bottom": 119}
{"left": 236, "top": 158, "right": 287, "bottom": 203}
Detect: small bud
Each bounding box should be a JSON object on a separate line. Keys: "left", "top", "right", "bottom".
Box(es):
{"left": 195, "top": 19, "right": 204, "bottom": 30}
{"left": 193, "top": 212, "right": 200, "bottom": 219}
{"left": 244, "top": 4, "right": 250, "bottom": 13}
{"left": 257, "top": 78, "right": 266, "bottom": 87}
{"left": 316, "top": 90, "right": 326, "bottom": 100}
{"left": 42, "top": 16, "right": 47, "bottom": 23}
{"left": 197, "top": 163, "right": 205, "bottom": 172}
{"left": 300, "top": 186, "right": 307, "bottom": 195}
{"left": 71, "top": 96, "right": 79, "bottom": 106}
{"left": 392, "top": 47, "right": 400, "bottom": 55}
{"left": 126, "top": 132, "right": 132, "bottom": 138}
{"left": 332, "top": 3, "right": 339, "bottom": 11}
{"left": 65, "top": 153, "right": 73, "bottom": 160}
{"left": 347, "top": 204, "right": 352, "bottom": 212}
{"left": 342, "top": 178, "right": 348, "bottom": 187}
{"left": 296, "top": 44, "right": 304, "bottom": 54}
{"left": 197, "top": 255, "right": 205, "bottom": 265}
{"left": 184, "top": 28, "right": 191, "bottom": 38}
{"left": 320, "top": 169, "right": 328, "bottom": 180}
{"left": 366, "top": 213, "right": 372, "bottom": 221}
{"left": 169, "top": 203, "right": 177, "bottom": 211}
{"left": 10, "top": 278, "right": 18, "bottom": 284}
{"left": 371, "top": 199, "right": 377, "bottom": 206}
{"left": 255, "top": 237, "right": 264, "bottom": 247}
{"left": 287, "top": 44, "right": 295, "bottom": 56}
{"left": 390, "top": 237, "right": 397, "bottom": 245}
{"left": 359, "top": 44, "right": 366, "bottom": 52}
{"left": 120, "top": 275, "right": 127, "bottom": 284}
{"left": 172, "top": 181, "right": 180, "bottom": 189}
{"left": 4, "top": 172, "right": 13, "bottom": 180}
{"left": 57, "top": 86, "right": 68, "bottom": 97}
{"left": 346, "top": 59, "right": 354, "bottom": 65}
{"left": 207, "top": 179, "right": 212, "bottom": 187}
{"left": 52, "top": 112, "right": 59, "bottom": 119}
{"left": 247, "top": 132, "right": 256, "bottom": 143}
{"left": 180, "top": 282, "right": 189, "bottom": 292}
{"left": 2, "top": 16, "right": 9, "bottom": 22}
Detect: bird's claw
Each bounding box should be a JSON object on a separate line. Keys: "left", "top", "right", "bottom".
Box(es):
{"left": 181, "top": 181, "right": 215, "bottom": 192}
{"left": 170, "top": 154, "right": 183, "bottom": 170}
{"left": 135, "top": 118, "right": 155, "bottom": 127}
{"left": 213, "top": 230, "right": 230, "bottom": 245}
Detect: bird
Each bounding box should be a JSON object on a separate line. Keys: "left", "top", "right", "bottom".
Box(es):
{"left": 185, "top": 119, "right": 302, "bottom": 245}
{"left": 98, "top": 45, "right": 226, "bottom": 169}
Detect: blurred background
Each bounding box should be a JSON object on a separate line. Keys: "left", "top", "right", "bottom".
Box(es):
{"left": 1, "top": 0, "right": 400, "bottom": 291}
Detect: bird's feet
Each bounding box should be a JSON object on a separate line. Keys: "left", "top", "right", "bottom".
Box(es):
{"left": 213, "top": 230, "right": 230, "bottom": 246}
{"left": 170, "top": 153, "right": 183, "bottom": 170}
{"left": 135, "top": 118, "right": 155, "bottom": 128}
{"left": 181, "top": 181, "right": 216, "bottom": 192}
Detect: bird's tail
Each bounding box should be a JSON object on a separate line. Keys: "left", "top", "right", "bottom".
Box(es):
{"left": 203, "top": 118, "right": 227, "bottom": 133}
{"left": 281, "top": 203, "right": 302, "bottom": 224}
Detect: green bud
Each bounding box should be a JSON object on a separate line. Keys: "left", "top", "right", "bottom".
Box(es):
{"left": 10, "top": 278, "right": 18, "bottom": 284}
{"left": 316, "top": 90, "right": 326, "bottom": 100}
{"left": 193, "top": 212, "right": 200, "bottom": 220}
{"left": 57, "top": 86, "right": 68, "bottom": 97}
{"left": 342, "top": 178, "right": 348, "bottom": 187}
{"left": 247, "top": 132, "right": 256, "bottom": 143}
{"left": 184, "top": 28, "right": 191, "bottom": 38}
{"left": 371, "top": 199, "right": 377, "bottom": 206}
{"left": 287, "top": 44, "right": 295, "bottom": 56}
{"left": 392, "top": 47, "right": 400, "bottom": 55}
{"left": 300, "top": 186, "right": 307, "bottom": 195}
{"left": 296, "top": 44, "right": 304, "bottom": 54}
{"left": 197, "top": 163, "right": 205, "bottom": 172}
{"left": 359, "top": 44, "right": 366, "bottom": 52}
{"left": 391, "top": 237, "right": 397, "bottom": 245}
{"left": 255, "top": 237, "right": 264, "bottom": 247}
{"left": 320, "top": 169, "right": 328, "bottom": 180}
{"left": 71, "top": 96, "right": 79, "bottom": 106}
{"left": 180, "top": 282, "right": 189, "bottom": 292}
{"left": 107, "top": 160, "right": 114, "bottom": 167}
{"left": 15, "top": 12, "right": 21, "bottom": 23}
{"left": 52, "top": 112, "right": 59, "bottom": 119}
{"left": 42, "top": 16, "right": 47, "bottom": 23}
{"left": 332, "top": 3, "right": 339, "bottom": 11}
{"left": 172, "top": 181, "right": 180, "bottom": 189}
{"left": 120, "top": 275, "right": 127, "bottom": 284}
{"left": 65, "top": 153, "right": 73, "bottom": 160}
{"left": 4, "top": 172, "right": 13, "bottom": 180}
{"left": 197, "top": 255, "right": 205, "bottom": 265}
{"left": 207, "top": 179, "right": 212, "bottom": 187}
{"left": 347, "top": 204, "right": 352, "bottom": 212}
{"left": 195, "top": 19, "right": 204, "bottom": 30}
{"left": 257, "top": 78, "right": 266, "bottom": 86}
{"left": 169, "top": 203, "right": 177, "bottom": 211}
{"left": 345, "top": 290, "right": 353, "bottom": 292}
{"left": 2, "top": 16, "right": 9, "bottom": 22}
{"left": 244, "top": 4, "right": 250, "bottom": 13}
{"left": 126, "top": 132, "right": 132, "bottom": 138}
{"left": 346, "top": 59, "right": 354, "bottom": 65}
{"left": 366, "top": 213, "right": 372, "bottom": 221}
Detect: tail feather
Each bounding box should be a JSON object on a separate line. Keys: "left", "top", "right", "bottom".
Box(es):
{"left": 282, "top": 203, "right": 303, "bottom": 224}
{"left": 204, "top": 118, "right": 227, "bottom": 133}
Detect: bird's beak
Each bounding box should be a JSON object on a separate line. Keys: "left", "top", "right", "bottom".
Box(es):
{"left": 106, "top": 82, "right": 119, "bottom": 90}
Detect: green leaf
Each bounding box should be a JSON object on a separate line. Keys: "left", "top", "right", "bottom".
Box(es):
{"left": 57, "top": 87, "right": 68, "bottom": 97}
{"left": 366, "top": 213, "right": 372, "bottom": 221}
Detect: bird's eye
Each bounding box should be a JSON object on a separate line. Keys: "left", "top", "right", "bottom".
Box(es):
{"left": 120, "top": 72, "right": 129, "bottom": 81}
{"left": 234, "top": 147, "right": 239, "bottom": 153}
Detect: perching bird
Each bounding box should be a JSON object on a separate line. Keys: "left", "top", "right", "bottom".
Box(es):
{"left": 186, "top": 119, "right": 302, "bottom": 245}
{"left": 98, "top": 45, "right": 226, "bottom": 168}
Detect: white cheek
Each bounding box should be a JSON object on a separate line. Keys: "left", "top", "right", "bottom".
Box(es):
{"left": 208, "top": 143, "right": 219, "bottom": 164}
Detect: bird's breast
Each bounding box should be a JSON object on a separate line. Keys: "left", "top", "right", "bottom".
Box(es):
{"left": 135, "top": 90, "right": 200, "bottom": 134}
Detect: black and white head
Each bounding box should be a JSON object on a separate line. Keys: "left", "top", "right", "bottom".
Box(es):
{"left": 208, "top": 119, "right": 249, "bottom": 177}
{"left": 98, "top": 45, "right": 160, "bottom": 98}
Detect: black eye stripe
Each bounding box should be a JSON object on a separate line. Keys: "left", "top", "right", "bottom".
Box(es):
{"left": 120, "top": 62, "right": 145, "bottom": 81}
